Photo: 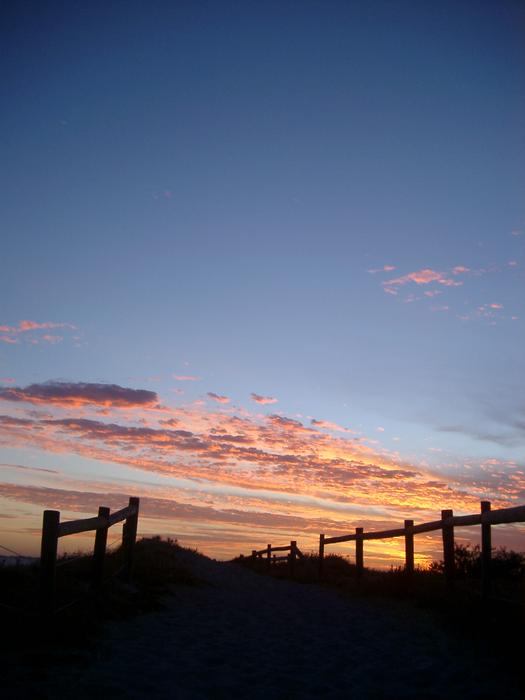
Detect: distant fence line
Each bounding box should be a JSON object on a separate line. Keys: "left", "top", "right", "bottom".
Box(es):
{"left": 40, "top": 496, "right": 140, "bottom": 615}
{"left": 242, "top": 501, "right": 525, "bottom": 598}
{"left": 244, "top": 541, "right": 305, "bottom": 578}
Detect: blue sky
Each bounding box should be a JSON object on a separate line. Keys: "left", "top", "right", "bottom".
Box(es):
{"left": 1, "top": 1, "right": 524, "bottom": 562}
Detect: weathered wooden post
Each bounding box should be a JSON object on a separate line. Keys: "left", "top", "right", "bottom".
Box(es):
{"left": 481, "top": 500, "right": 492, "bottom": 600}
{"left": 40, "top": 509, "right": 60, "bottom": 615}
{"left": 441, "top": 509, "right": 455, "bottom": 590}
{"left": 92, "top": 506, "right": 110, "bottom": 591}
{"left": 289, "top": 541, "right": 297, "bottom": 579}
{"left": 355, "top": 527, "right": 364, "bottom": 577}
{"left": 318, "top": 533, "right": 325, "bottom": 581}
{"left": 121, "top": 496, "right": 140, "bottom": 583}
{"left": 266, "top": 544, "right": 271, "bottom": 570}
{"left": 404, "top": 519, "right": 414, "bottom": 575}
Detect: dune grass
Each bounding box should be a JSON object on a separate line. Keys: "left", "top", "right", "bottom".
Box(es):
{"left": 234, "top": 545, "right": 525, "bottom": 675}
{"left": 0, "top": 536, "right": 201, "bottom": 652}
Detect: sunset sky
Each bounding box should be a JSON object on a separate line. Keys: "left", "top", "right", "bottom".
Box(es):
{"left": 1, "top": 1, "right": 524, "bottom": 568}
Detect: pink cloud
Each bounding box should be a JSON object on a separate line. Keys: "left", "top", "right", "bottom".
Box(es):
{"left": 0, "top": 320, "right": 76, "bottom": 345}
{"left": 311, "top": 419, "right": 353, "bottom": 434}
{"left": 0, "top": 378, "right": 15, "bottom": 384}
{"left": 173, "top": 375, "right": 202, "bottom": 381}
{"left": 368, "top": 265, "right": 396, "bottom": 274}
{"left": 383, "top": 268, "right": 463, "bottom": 290}
{"left": 41, "top": 334, "right": 63, "bottom": 344}
{"left": 489, "top": 303, "right": 503, "bottom": 309}
{"left": 452, "top": 266, "right": 470, "bottom": 275}
{"left": 250, "top": 393, "right": 278, "bottom": 405}
{"left": 20, "top": 320, "right": 59, "bottom": 332}
{"left": 207, "top": 392, "right": 230, "bottom": 404}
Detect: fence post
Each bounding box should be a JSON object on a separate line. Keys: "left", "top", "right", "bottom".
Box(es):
{"left": 266, "top": 544, "right": 271, "bottom": 570}
{"left": 355, "top": 527, "right": 364, "bottom": 577}
{"left": 121, "top": 496, "right": 140, "bottom": 583}
{"left": 251, "top": 549, "right": 257, "bottom": 562}
{"left": 318, "top": 533, "right": 325, "bottom": 581}
{"left": 481, "top": 500, "right": 491, "bottom": 600}
{"left": 289, "top": 541, "right": 297, "bottom": 579}
{"left": 441, "top": 509, "right": 455, "bottom": 590}
{"left": 40, "top": 510, "right": 60, "bottom": 615}
{"left": 92, "top": 506, "right": 110, "bottom": 591}
{"left": 404, "top": 519, "right": 414, "bottom": 575}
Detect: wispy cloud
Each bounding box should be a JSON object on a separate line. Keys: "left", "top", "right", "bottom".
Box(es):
{"left": 0, "top": 320, "right": 76, "bottom": 345}
{"left": 0, "top": 462, "right": 59, "bottom": 475}
{"left": 207, "top": 392, "right": 230, "bottom": 404}
{"left": 310, "top": 419, "right": 353, "bottom": 433}
{"left": 0, "top": 336, "right": 18, "bottom": 344}
{"left": 368, "top": 265, "right": 396, "bottom": 274}
{"left": 250, "top": 393, "right": 278, "bottom": 405}
{"left": 173, "top": 375, "right": 202, "bottom": 381}
{"left": 383, "top": 267, "right": 466, "bottom": 294}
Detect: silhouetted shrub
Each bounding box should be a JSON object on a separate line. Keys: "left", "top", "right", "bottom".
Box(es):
{"left": 429, "top": 543, "right": 525, "bottom": 580}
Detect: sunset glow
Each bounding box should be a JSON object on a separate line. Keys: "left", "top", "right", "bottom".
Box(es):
{"left": 1, "top": 2, "right": 524, "bottom": 569}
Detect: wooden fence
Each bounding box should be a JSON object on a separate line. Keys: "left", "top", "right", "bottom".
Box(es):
{"left": 243, "top": 501, "right": 525, "bottom": 598}
{"left": 40, "top": 496, "right": 140, "bottom": 614}
{"left": 245, "top": 541, "right": 305, "bottom": 578}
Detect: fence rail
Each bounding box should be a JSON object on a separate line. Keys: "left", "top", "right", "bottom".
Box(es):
{"left": 242, "top": 501, "right": 525, "bottom": 598}
{"left": 244, "top": 541, "right": 304, "bottom": 577}
{"left": 40, "top": 496, "right": 140, "bottom": 615}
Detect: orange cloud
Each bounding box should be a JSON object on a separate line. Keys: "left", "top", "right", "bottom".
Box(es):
{"left": 250, "top": 393, "right": 278, "bottom": 404}
{"left": 0, "top": 382, "right": 158, "bottom": 408}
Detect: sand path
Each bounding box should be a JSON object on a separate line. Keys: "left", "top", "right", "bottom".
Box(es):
{"left": 6, "top": 554, "right": 521, "bottom": 699}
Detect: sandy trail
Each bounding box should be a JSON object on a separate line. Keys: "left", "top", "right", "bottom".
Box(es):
{"left": 6, "top": 554, "right": 521, "bottom": 699}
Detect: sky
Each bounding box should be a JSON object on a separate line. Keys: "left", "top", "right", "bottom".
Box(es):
{"left": 1, "top": 0, "right": 524, "bottom": 568}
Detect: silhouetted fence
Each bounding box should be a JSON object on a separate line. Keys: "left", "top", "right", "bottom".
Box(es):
{"left": 40, "top": 496, "right": 140, "bottom": 615}
{"left": 246, "top": 541, "right": 304, "bottom": 578}
{"left": 243, "top": 501, "right": 525, "bottom": 598}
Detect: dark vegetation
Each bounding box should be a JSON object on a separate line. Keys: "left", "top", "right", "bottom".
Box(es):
{"left": 3, "top": 537, "right": 524, "bottom": 685}
{"left": 235, "top": 544, "right": 525, "bottom": 677}
{"left": 234, "top": 543, "right": 525, "bottom": 602}
{"left": 1, "top": 537, "right": 199, "bottom": 654}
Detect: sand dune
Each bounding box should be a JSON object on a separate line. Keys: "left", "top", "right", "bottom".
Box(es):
{"left": 5, "top": 551, "right": 522, "bottom": 699}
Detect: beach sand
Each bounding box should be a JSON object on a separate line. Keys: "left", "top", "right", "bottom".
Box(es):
{"left": 5, "top": 551, "right": 521, "bottom": 699}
